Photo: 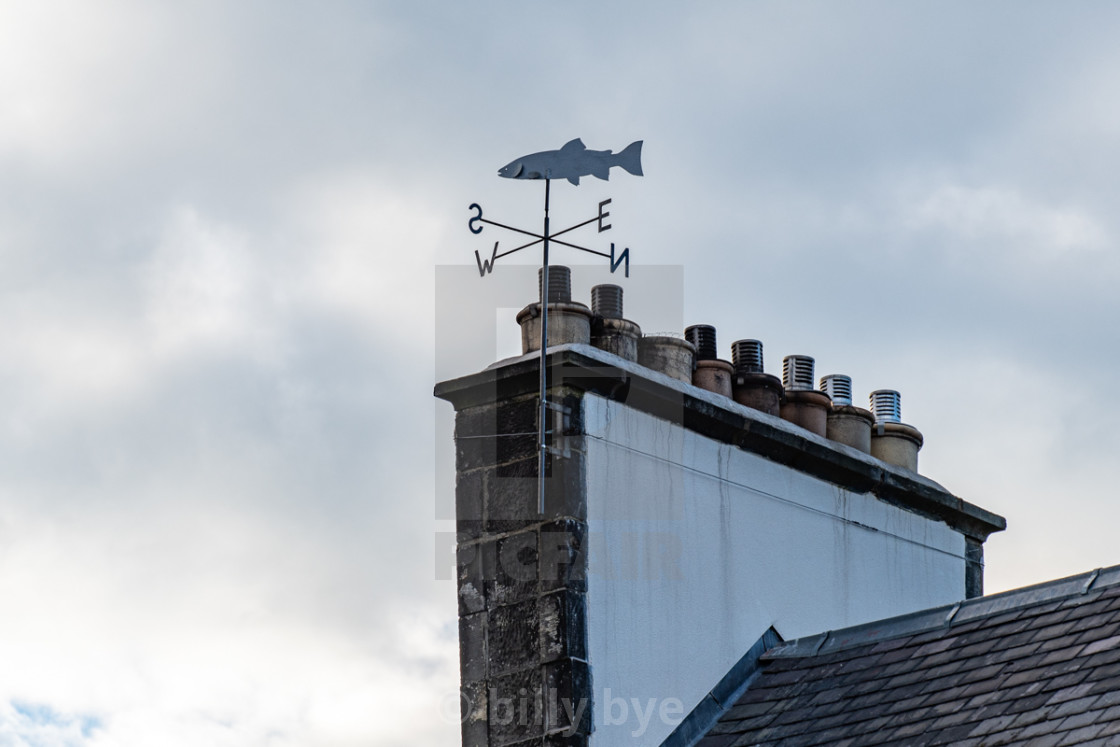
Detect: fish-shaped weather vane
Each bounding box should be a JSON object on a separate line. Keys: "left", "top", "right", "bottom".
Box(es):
{"left": 468, "top": 137, "right": 644, "bottom": 277}
{"left": 469, "top": 137, "right": 644, "bottom": 515}
{"left": 498, "top": 138, "right": 643, "bottom": 185}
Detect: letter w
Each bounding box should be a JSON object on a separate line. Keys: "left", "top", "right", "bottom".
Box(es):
{"left": 476, "top": 242, "right": 499, "bottom": 276}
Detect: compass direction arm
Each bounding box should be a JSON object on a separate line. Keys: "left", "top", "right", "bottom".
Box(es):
{"left": 549, "top": 238, "right": 611, "bottom": 258}
{"left": 470, "top": 211, "right": 544, "bottom": 240}
{"left": 469, "top": 194, "right": 629, "bottom": 277}
{"left": 491, "top": 212, "right": 602, "bottom": 258}
{"left": 548, "top": 215, "right": 598, "bottom": 240}
{"left": 478, "top": 217, "right": 545, "bottom": 240}
{"left": 495, "top": 238, "right": 541, "bottom": 259}
{"left": 495, "top": 235, "right": 612, "bottom": 261}
{"left": 468, "top": 203, "right": 547, "bottom": 241}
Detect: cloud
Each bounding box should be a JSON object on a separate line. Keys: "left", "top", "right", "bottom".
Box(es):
{"left": 906, "top": 183, "right": 1108, "bottom": 259}
{"left": 2, "top": 1, "right": 1120, "bottom": 744}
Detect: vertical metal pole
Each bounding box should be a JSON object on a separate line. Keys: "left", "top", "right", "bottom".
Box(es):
{"left": 538, "top": 179, "right": 551, "bottom": 515}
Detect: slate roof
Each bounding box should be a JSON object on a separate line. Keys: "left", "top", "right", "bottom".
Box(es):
{"left": 694, "top": 565, "right": 1120, "bottom": 746}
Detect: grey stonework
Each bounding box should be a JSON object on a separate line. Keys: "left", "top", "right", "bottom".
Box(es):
{"left": 453, "top": 389, "right": 592, "bottom": 746}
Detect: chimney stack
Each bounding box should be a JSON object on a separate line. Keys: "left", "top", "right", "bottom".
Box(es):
{"left": 435, "top": 275, "right": 1003, "bottom": 745}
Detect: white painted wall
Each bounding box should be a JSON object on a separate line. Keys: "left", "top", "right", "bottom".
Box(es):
{"left": 581, "top": 393, "right": 966, "bottom": 746}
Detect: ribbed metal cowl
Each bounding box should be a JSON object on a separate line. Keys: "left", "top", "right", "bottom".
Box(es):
{"left": 783, "top": 355, "right": 815, "bottom": 391}
{"left": 870, "top": 389, "right": 902, "bottom": 423}
{"left": 591, "top": 284, "right": 624, "bottom": 319}
{"left": 685, "top": 325, "right": 718, "bottom": 361}
{"left": 732, "top": 339, "right": 765, "bottom": 374}
{"left": 538, "top": 265, "right": 572, "bottom": 304}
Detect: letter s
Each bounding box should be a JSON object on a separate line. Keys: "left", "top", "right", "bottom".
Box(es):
{"left": 468, "top": 203, "right": 483, "bottom": 234}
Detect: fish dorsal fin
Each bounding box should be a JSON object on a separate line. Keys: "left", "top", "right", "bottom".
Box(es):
{"left": 560, "top": 138, "right": 585, "bottom": 152}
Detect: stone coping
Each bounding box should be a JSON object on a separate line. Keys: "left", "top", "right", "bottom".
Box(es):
{"left": 434, "top": 344, "right": 1006, "bottom": 541}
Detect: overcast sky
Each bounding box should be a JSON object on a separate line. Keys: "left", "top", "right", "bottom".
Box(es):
{"left": 4, "top": 2, "right": 1120, "bottom": 745}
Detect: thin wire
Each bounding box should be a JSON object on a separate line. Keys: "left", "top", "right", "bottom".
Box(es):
{"left": 585, "top": 431, "right": 981, "bottom": 566}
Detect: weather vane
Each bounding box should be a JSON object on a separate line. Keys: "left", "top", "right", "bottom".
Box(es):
{"left": 467, "top": 138, "right": 642, "bottom": 278}
{"left": 467, "top": 137, "right": 644, "bottom": 513}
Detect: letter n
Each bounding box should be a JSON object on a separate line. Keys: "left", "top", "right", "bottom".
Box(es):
{"left": 609, "top": 243, "right": 629, "bottom": 278}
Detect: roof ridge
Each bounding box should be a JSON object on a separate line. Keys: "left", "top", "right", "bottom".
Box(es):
{"left": 764, "top": 563, "right": 1120, "bottom": 659}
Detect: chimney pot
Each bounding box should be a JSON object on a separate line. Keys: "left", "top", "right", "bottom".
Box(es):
{"left": 868, "top": 389, "right": 924, "bottom": 471}
{"left": 638, "top": 335, "right": 696, "bottom": 383}
{"left": 822, "top": 374, "right": 874, "bottom": 453}
{"left": 686, "top": 325, "right": 733, "bottom": 397}
{"left": 589, "top": 284, "right": 640, "bottom": 361}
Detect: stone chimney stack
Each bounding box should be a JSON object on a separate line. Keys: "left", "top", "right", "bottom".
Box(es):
{"left": 435, "top": 279, "right": 1005, "bottom": 746}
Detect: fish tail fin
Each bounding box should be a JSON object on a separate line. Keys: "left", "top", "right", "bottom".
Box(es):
{"left": 616, "top": 140, "right": 643, "bottom": 176}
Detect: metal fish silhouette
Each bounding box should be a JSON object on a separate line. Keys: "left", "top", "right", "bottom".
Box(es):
{"left": 498, "top": 138, "right": 643, "bottom": 185}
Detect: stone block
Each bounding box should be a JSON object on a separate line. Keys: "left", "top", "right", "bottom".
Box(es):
{"left": 539, "top": 590, "right": 587, "bottom": 663}
{"left": 488, "top": 598, "right": 540, "bottom": 677}
{"left": 488, "top": 530, "right": 539, "bottom": 609}
{"left": 539, "top": 519, "right": 587, "bottom": 593}
{"left": 488, "top": 667, "right": 544, "bottom": 746}
{"left": 458, "top": 540, "right": 496, "bottom": 616}
{"left": 456, "top": 398, "right": 540, "bottom": 472}
{"left": 461, "top": 680, "right": 489, "bottom": 747}
{"left": 460, "top": 611, "right": 488, "bottom": 683}
{"left": 456, "top": 469, "right": 484, "bottom": 541}
{"left": 544, "top": 658, "right": 592, "bottom": 736}
{"left": 487, "top": 455, "right": 585, "bottom": 534}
